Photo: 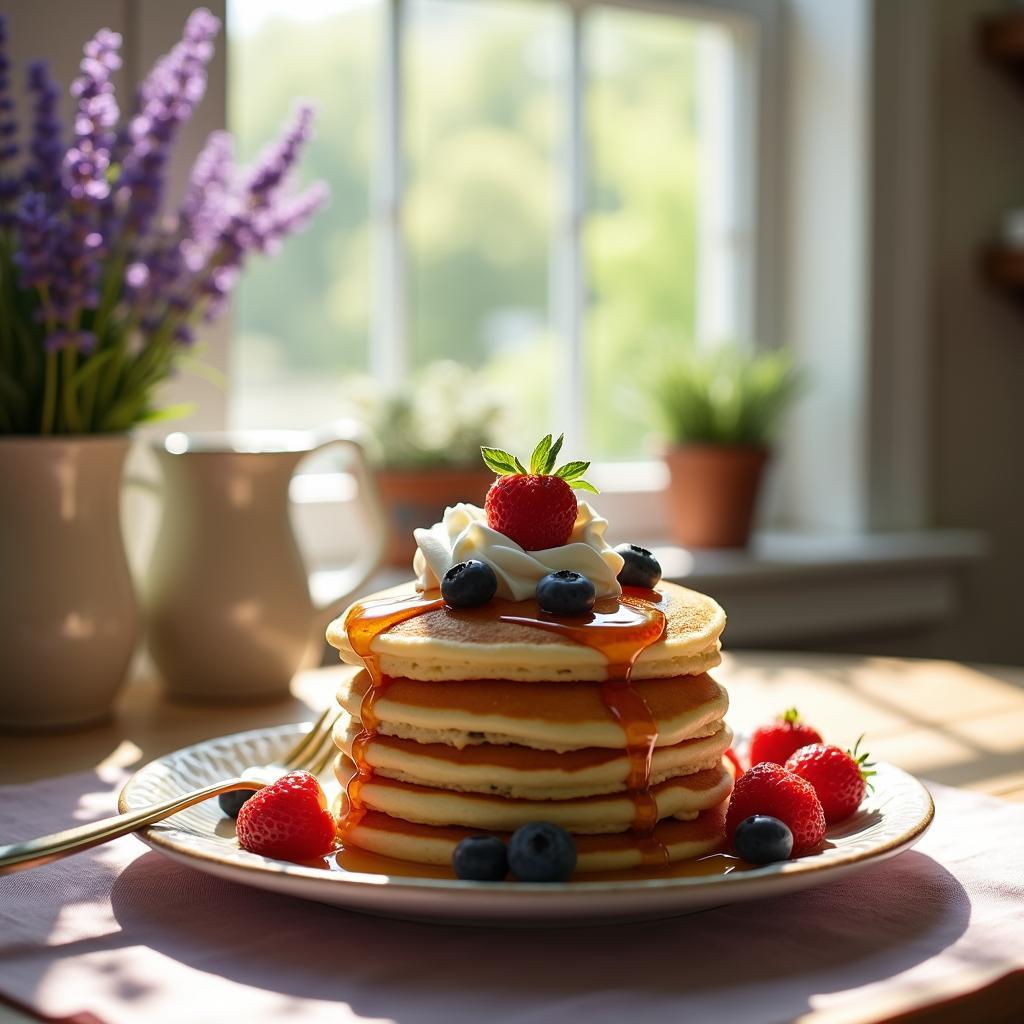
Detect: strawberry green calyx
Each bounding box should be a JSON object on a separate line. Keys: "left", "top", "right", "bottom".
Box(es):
{"left": 848, "top": 735, "right": 877, "bottom": 791}
{"left": 781, "top": 707, "right": 802, "bottom": 725}
{"left": 480, "top": 433, "right": 598, "bottom": 493}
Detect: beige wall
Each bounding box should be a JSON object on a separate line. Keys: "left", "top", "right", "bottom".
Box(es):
{"left": 819, "top": 0, "right": 1023, "bottom": 665}
{"left": 927, "top": 0, "right": 1024, "bottom": 664}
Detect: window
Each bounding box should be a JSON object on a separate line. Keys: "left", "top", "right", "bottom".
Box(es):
{"left": 228, "top": 0, "right": 767, "bottom": 461}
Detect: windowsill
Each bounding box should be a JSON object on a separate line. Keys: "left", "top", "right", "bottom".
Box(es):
{"left": 311, "top": 527, "right": 987, "bottom": 649}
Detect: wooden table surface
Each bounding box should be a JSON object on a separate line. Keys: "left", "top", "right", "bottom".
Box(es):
{"left": 2, "top": 651, "right": 1024, "bottom": 1024}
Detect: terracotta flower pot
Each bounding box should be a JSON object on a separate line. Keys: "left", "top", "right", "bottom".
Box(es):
{"left": 375, "top": 467, "right": 496, "bottom": 567}
{"left": 663, "top": 445, "right": 769, "bottom": 549}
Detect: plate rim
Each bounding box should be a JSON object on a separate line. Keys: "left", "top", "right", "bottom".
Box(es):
{"left": 120, "top": 722, "right": 935, "bottom": 899}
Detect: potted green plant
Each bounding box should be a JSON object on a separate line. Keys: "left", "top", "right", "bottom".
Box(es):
{"left": 0, "top": 9, "right": 325, "bottom": 728}
{"left": 348, "top": 361, "right": 506, "bottom": 565}
{"left": 650, "top": 345, "right": 802, "bottom": 549}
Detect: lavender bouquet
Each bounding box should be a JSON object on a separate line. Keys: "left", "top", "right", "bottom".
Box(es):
{"left": 0, "top": 8, "right": 326, "bottom": 435}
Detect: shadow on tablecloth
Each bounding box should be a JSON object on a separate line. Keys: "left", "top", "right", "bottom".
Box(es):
{"left": 94, "top": 846, "right": 970, "bottom": 1023}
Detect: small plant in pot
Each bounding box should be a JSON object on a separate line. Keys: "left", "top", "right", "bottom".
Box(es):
{"left": 348, "top": 361, "right": 506, "bottom": 565}
{"left": 650, "top": 345, "right": 802, "bottom": 549}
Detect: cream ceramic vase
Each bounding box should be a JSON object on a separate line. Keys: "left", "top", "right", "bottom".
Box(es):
{"left": 0, "top": 436, "right": 140, "bottom": 731}
{"left": 145, "top": 426, "right": 385, "bottom": 704}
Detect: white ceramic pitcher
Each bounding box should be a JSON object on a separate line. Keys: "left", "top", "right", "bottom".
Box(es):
{"left": 145, "top": 422, "right": 384, "bottom": 703}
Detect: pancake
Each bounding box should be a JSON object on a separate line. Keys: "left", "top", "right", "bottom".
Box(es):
{"left": 326, "top": 580, "right": 725, "bottom": 682}
{"left": 326, "top": 573, "right": 733, "bottom": 874}
{"left": 335, "top": 668, "right": 729, "bottom": 752}
{"left": 335, "top": 756, "right": 733, "bottom": 834}
{"left": 333, "top": 713, "right": 733, "bottom": 799}
{"left": 331, "top": 802, "right": 730, "bottom": 873}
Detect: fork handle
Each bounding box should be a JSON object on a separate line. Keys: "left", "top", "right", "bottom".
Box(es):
{"left": 0, "top": 778, "right": 263, "bottom": 875}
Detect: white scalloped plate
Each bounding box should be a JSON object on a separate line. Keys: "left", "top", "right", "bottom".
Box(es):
{"left": 120, "top": 724, "right": 934, "bottom": 926}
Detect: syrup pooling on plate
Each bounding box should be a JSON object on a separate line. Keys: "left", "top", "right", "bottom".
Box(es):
{"left": 341, "top": 587, "right": 670, "bottom": 865}
{"left": 341, "top": 593, "right": 445, "bottom": 837}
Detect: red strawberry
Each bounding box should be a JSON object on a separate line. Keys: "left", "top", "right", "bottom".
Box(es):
{"left": 725, "top": 762, "right": 826, "bottom": 856}
{"left": 236, "top": 770, "right": 336, "bottom": 861}
{"left": 785, "top": 738, "right": 876, "bottom": 824}
{"left": 749, "top": 708, "right": 823, "bottom": 767}
{"left": 481, "top": 434, "right": 597, "bottom": 551}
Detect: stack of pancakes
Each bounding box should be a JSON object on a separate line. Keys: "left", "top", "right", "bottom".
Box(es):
{"left": 326, "top": 580, "right": 732, "bottom": 873}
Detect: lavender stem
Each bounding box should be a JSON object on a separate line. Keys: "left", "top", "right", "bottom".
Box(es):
{"left": 41, "top": 349, "right": 56, "bottom": 434}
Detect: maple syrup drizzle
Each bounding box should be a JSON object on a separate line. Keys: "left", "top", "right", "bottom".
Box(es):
{"left": 497, "top": 595, "right": 668, "bottom": 864}
{"left": 340, "top": 593, "right": 445, "bottom": 839}
{"left": 341, "top": 588, "right": 671, "bottom": 866}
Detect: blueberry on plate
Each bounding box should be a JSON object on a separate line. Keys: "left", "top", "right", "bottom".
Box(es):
{"left": 614, "top": 543, "right": 662, "bottom": 589}
{"left": 453, "top": 835, "right": 509, "bottom": 881}
{"left": 219, "top": 788, "right": 256, "bottom": 819}
{"left": 733, "top": 814, "right": 794, "bottom": 864}
{"left": 441, "top": 559, "right": 498, "bottom": 608}
{"left": 536, "top": 570, "right": 596, "bottom": 616}
{"left": 508, "top": 821, "right": 577, "bottom": 882}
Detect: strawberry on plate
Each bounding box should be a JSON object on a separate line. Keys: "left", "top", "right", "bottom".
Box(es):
{"left": 749, "top": 708, "right": 823, "bottom": 768}
{"left": 236, "top": 769, "right": 337, "bottom": 861}
{"left": 725, "top": 761, "right": 826, "bottom": 857}
{"left": 786, "top": 738, "right": 876, "bottom": 824}
{"left": 481, "top": 433, "right": 597, "bottom": 551}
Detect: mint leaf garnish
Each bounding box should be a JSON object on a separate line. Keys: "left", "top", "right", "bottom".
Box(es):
{"left": 553, "top": 460, "right": 590, "bottom": 481}
{"left": 530, "top": 434, "right": 553, "bottom": 475}
{"left": 481, "top": 446, "right": 527, "bottom": 476}
{"left": 480, "top": 433, "right": 598, "bottom": 492}
{"left": 545, "top": 433, "right": 564, "bottom": 473}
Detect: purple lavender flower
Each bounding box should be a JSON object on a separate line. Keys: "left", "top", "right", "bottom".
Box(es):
{"left": 54, "top": 28, "right": 122, "bottom": 328}
{"left": 0, "top": 16, "right": 20, "bottom": 215}
{"left": 245, "top": 103, "right": 315, "bottom": 209}
{"left": 252, "top": 180, "right": 329, "bottom": 255}
{"left": 24, "top": 61, "right": 63, "bottom": 203}
{"left": 13, "top": 192, "right": 55, "bottom": 288}
{"left": 117, "top": 7, "right": 220, "bottom": 237}
{"left": 181, "top": 130, "right": 234, "bottom": 242}
{"left": 0, "top": 8, "right": 329, "bottom": 435}
{"left": 62, "top": 28, "right": 121, "bottom": 203}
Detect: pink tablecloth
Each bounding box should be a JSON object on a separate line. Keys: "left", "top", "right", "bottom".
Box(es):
{"left": 1, "top": 770, "right": 1022, "bottom": 1024}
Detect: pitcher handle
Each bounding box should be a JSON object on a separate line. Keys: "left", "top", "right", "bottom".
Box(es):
{"left": 304, "top": 420, "right": 386, "bottom": 632}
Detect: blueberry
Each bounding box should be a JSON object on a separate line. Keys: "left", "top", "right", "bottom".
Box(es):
{"left": 219, "top": 788, "right": 256, "bottom": 818}
{"left": 614, "top": 543, "right": 662, "bottom": 589}
{"left": 733, "top": 814, "right": 794, "bottom": 864}
{"left": 508, "top": 821, "right": 577, "bottom": 882}
{"left": 453, "top": 835, "right": 509, "bottom": 881}
{"left": 441, "top": 559, "right": 498, "bottom": 608}
{"left": 536, "top": 570, "right": 596, "bottom": 616}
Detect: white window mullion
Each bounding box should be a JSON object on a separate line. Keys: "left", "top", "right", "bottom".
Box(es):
{"left": 371, "top": 0, "right": 408, "bottom": 385}
{"left": 561, "top": 4, "right": 586, "bottom": 445}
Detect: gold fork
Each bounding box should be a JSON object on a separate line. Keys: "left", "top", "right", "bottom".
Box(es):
{"left": 0, "top": 705, "right": 343, "bottom": 875}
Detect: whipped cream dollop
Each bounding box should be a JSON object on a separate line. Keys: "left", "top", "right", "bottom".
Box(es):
{"left": 413, "top": 502, "right": 624, "bottom": 602}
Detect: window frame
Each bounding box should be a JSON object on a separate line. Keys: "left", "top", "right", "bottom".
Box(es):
{"left": 139, "top": 0, "right": 930, "bottom": 545}
{"left": 367, "top": 0, "right": 783, "bottom": 446}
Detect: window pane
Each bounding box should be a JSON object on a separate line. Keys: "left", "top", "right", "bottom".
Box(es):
{"left": 405, "top": 0, "right": 566, "bottom": 452}
{"left": 584, "top": 7, "right": 743, "bottom": 459}
{"left": 228, "top": 0, "right": 380, "bottom": 429}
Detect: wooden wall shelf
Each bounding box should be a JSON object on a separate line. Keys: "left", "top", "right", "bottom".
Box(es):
{"left": 980, "top": 11, "right": 1024, "bottom": 66}
{"left": 983, "top": 244, "right": 1024, "bottom": 290}
{"left": 980, "top": 13, "right": 1024, "bottom": 299}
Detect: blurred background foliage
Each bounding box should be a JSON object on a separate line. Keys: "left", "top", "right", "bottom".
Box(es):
{"left": 229, "top": 0, "right": 707, "bottom": 459}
